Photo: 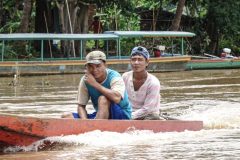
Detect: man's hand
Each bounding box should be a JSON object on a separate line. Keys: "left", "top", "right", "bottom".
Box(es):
{"left": 84, "top": 70, "right": 98, "bottom": 88}
{"left": 83, "top": 69, "right": 122, "bottom": 104}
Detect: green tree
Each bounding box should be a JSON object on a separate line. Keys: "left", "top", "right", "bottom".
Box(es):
{"left": 205, "top": 0, "right": 240, "bottom": 54}
{"left": 169, "top": 0, "right": 186, "bottom": 31}
{"left": 18, "top": 0, "right": 33, "bottom": 33}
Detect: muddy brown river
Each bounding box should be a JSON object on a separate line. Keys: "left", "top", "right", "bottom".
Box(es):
{"left": 0, "top": 69, "right": 240, "bottom": 159}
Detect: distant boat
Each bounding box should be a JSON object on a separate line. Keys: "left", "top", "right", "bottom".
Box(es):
{"left": 0, "top": 113, "right": 203, "bottom": 150}
{"left": 0, "top": 31, "right": 195, "bottom": 75}
{"left": 187, "top": 54, "right": 240, "bottom": 70}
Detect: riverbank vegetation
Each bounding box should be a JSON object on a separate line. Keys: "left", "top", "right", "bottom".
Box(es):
{"left": 0, "top": 0, "right": 239, "bottom": 59}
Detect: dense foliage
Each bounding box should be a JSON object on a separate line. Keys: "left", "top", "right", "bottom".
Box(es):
{"left": 206, "top": 0, "right": 240, "bottom": 55}
{"left": 0, "top": 0, "right": 239, "bottom": 58}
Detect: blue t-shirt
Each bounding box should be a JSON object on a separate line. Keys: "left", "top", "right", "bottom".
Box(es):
{"left": 85, "top": 69, "right": 132, "bottom": 119}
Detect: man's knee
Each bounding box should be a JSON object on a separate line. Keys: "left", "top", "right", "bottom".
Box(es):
{"left": 98, "top": 96, "right": 110, "bottom": 107}
{"left": 96, "top": 96, "right": 110, "bottom": 119}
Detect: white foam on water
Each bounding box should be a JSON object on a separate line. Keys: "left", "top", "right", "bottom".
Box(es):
{"left": 3, "top": 130, "right": 154, "bottom": 153}
{"left": 1, "top": 130, "right": 200, "bottom": 153}
{"left": 177, "top": 100, "right": 240, "bottom": 129}
{"left": 4, "top": 128, "right": 239, "bottom": 156}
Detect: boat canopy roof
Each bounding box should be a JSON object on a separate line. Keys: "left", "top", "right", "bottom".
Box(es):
{"left": 0, "top": 31, "right": 195, "bottom": 41}
{"left": 104, "top": 31, "right": 196, "bottom": 38}
{"left": 0, "top": 31, "right": 196, "bottom": 61}
{"left": 0, "top": 33, "right": 119, "bottom": 40}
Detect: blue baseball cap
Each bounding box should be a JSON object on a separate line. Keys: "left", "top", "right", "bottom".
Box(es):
{"left": 131, "top": 46, "right": 150, "bottom": 59}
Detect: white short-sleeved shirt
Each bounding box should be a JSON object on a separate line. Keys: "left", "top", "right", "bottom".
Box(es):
{"left": 122, "top": 71, "right": 161, "bottom": 119}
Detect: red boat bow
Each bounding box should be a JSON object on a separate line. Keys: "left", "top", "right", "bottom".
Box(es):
{"left": 0, "top": 114, "right": 203, "bottom": 149}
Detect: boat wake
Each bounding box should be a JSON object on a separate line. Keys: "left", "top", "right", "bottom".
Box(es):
{"left": 167, "top": 100, "right": 240, "bottom": 130}
{"left": 3, "top": 127, "right": 240, "bottom": 154}
{"left": 3, "top": 130, "right": 155, "bottom": 153}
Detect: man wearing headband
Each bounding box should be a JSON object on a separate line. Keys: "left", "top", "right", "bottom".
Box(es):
{"left": 62, "top": 50, "right": 131, "bottom": 119}
{"left": 122, "top": 46, "right": 161, "bottom": 120}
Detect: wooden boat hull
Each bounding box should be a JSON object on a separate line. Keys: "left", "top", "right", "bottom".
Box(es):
{"left": 187, "top": 58, "right": 240, "bottom": 70}
{"left": 0, "top": 56, "right": 191, "bottom": 76}
{"left": 0, "top": 114, "right": 203, "bottom": 148}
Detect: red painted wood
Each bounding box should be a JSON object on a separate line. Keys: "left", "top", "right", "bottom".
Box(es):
{"left": 0, "top": 130, "right": 42, "bottom": 146}
{"left": 0, "top": 114, "right": 203, "bottom": 147}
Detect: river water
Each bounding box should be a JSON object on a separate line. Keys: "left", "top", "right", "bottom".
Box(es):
{"left": 0, "top": 69, "right": 240, "bottom": 159}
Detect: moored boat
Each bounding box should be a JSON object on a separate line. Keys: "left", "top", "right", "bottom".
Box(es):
{"left": 0, "top": 113, "right": 203, "bottom": 149}
{"left": 0, "top": 31, "right": 194, "bottom": 76}
{"left": 187, "top": 57, "right": 240, "bottom": 70}
{"left": 0, "top": 56, "right": 191, "bottom": 76}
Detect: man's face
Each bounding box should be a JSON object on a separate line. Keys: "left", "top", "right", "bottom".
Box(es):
{"left": 130, "top": 55, "right": 149, "bottom": 72}
{"left": 86, "top": 61, "right": 106, "bottom": 81}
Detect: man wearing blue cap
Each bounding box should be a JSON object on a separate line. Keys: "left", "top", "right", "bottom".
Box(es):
{"left": 122, "top": 46, "right": 161, "bottom": 120}
{"left": 62, "top": 50, "right": 132, "bottom": 119}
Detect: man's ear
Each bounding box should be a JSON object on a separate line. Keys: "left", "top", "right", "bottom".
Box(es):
{"left": 102, "top": 60, "right": 107, "bottom": 67}
{"left": 146, "top": 59, "right": 150, "bottom": 64}
{"left": 146, "top": 59, "right": 149, "bottom": 68}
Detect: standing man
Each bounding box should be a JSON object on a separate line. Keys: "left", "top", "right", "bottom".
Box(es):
{"left": 89, "top": 16, "right": 103, "bottom": 34}
{"left": 62, "top": 50, "right": 131, "bottom": 119}
{"left": 89, "top": 16, "right": 103, "bottom": 49}
{"left": 122, "top": 46, "right": 161, "bottom": 120}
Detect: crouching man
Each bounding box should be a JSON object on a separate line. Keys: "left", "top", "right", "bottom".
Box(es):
{"left": 62, "top": 51, "right": 132, "bottom": 119}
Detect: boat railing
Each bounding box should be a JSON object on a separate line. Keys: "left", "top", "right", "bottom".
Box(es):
{"left": 105, "top": 31, "right": 195, "bottom": 58}
{"left": 0, "top": 33, "right": 119, "bottom": 62}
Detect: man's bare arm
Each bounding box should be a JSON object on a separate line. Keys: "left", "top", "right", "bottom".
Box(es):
{"left": 78, "top": 104, "right": 88, "bottom": 119}
{"left": 93, "top": 83, "right": 122, "bottom": 103}
{"left": 84, "top": 72, "right": 122, "bottom": 104}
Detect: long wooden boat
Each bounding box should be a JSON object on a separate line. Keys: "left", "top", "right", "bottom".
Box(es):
{"left": 0, "top": 114, "right": 203, "bottom": 149}
{"left": 0, "top": 56, "right": 191, "bottom": 76}
{"left": 0, "top": 32, "right": 195, "bottom": 76}
{"left": 186, "top": 57, "right": 240, "bottom": 70}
